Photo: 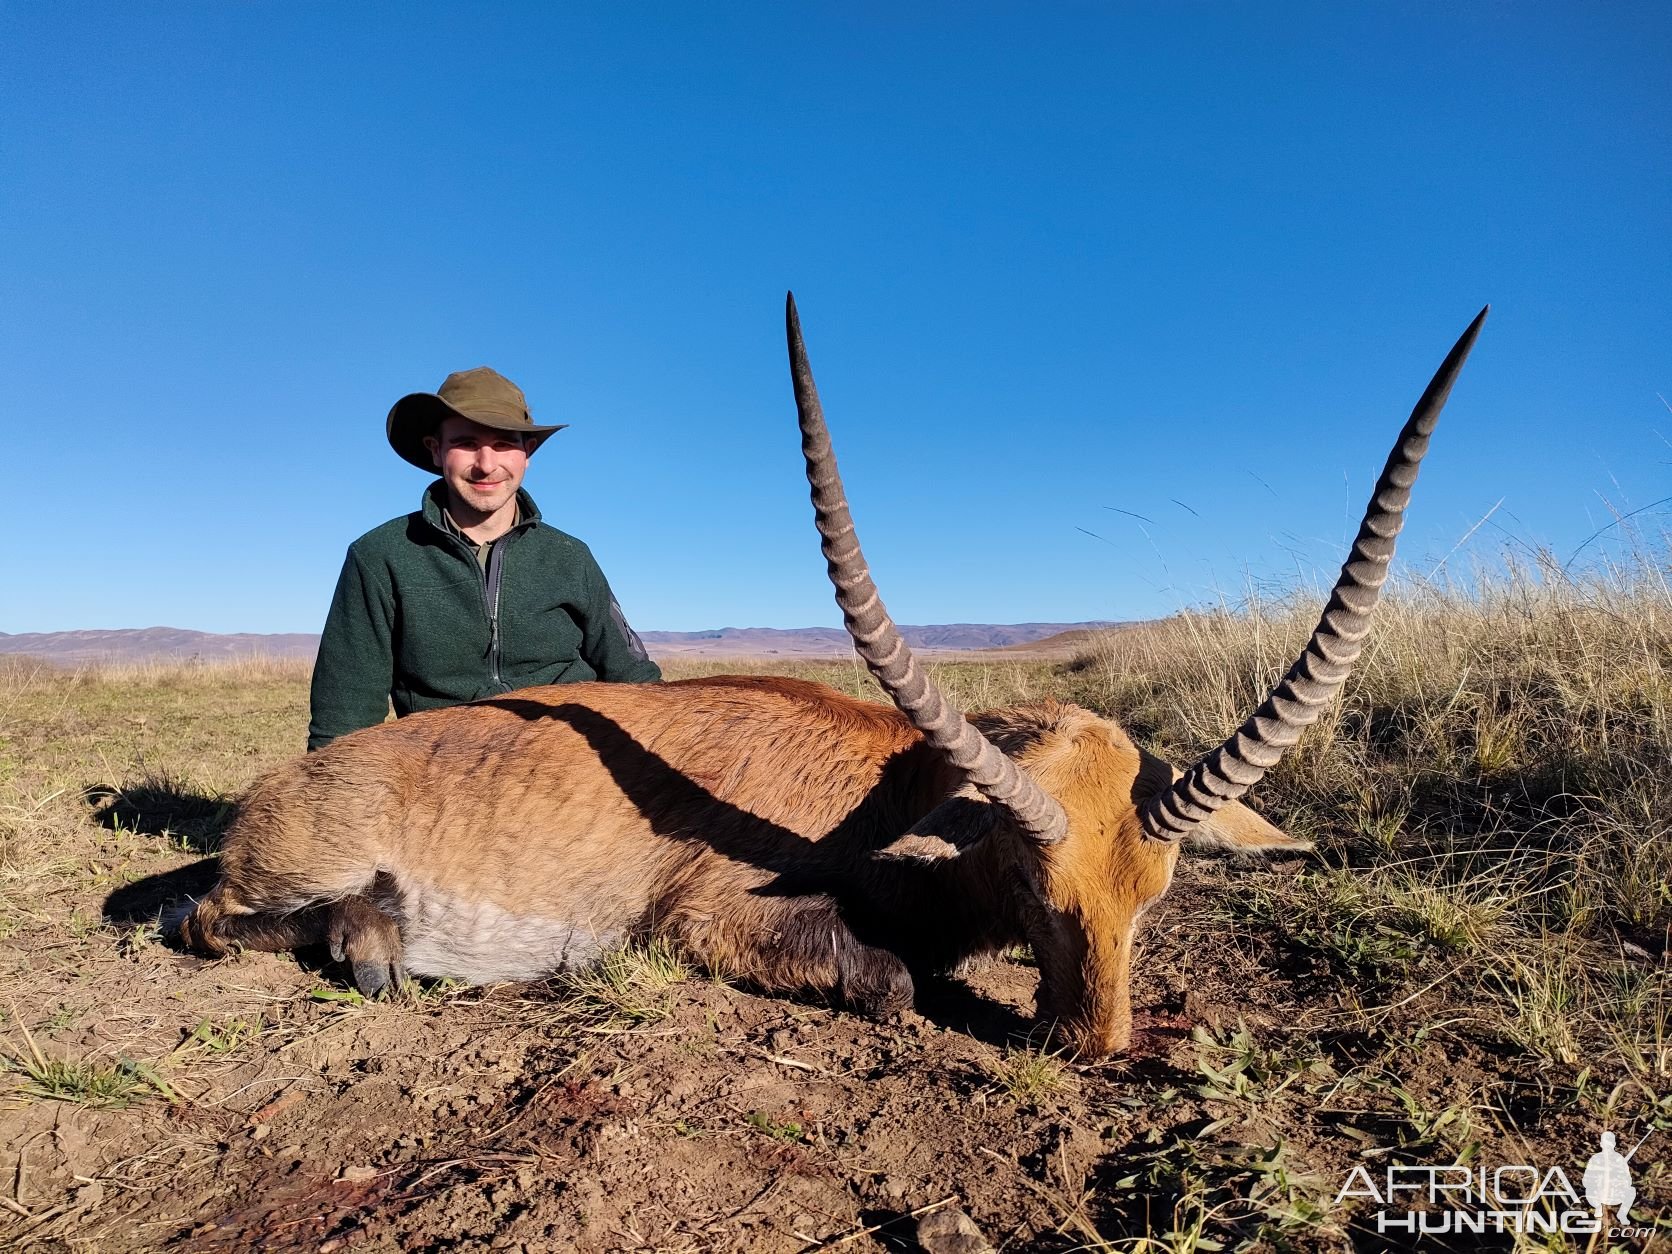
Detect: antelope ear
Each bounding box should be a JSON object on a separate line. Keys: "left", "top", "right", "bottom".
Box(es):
{"left": 1189, "top": 800, "right": 1312, "bottom": 855}
{"left": 878, "top": 789, "right": 995, "bottom": 862}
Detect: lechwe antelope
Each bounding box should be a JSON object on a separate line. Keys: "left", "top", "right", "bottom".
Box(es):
{"left": 176, "top": 296, "right": 1486, "bottom": 1057}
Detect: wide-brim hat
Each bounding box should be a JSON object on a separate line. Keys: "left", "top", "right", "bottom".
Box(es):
{"left": 386, "top": 366, "right": 567, "bottom": 472}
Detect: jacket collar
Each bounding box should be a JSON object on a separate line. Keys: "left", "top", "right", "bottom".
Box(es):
{"left": 420, "top": 481, "right": 542, "bottom": 538}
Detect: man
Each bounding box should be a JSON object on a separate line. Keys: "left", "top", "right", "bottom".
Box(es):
{"left": 307, "top": 366, "right": 661, "bottom": 750}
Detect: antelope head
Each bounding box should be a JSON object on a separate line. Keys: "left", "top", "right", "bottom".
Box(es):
{"left": 785, "top": 294, "right": 1486, "bottom": 1057}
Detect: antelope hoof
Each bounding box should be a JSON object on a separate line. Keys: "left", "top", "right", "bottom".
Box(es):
{"left": 351, "top": 958, "right": 408, "bottom": 999}
{"left": 325, "top": 898, "right": 405, "bottom": 998}
{"left": 842, "top": 951, "right": 915, "bottom": 1017}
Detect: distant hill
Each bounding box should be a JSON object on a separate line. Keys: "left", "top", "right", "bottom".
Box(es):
{"left": 0, "top": 628, "right": 321, "bottom": 665}
{"left": 0, "top": 622, "right": 1121, "bottom": 665}
{"left": 638, "top": 622, "right": 1119, "bottom": 657}
{"left": 982, "top": 625, "right": 1137, "bottom": 657}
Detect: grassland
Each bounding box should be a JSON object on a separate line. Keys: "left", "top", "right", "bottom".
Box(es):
{"left": 0, "top": 560, "right": 1668, "bottom": 1250}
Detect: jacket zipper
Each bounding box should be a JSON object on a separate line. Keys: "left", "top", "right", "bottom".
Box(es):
{"left": 439, "top": 509, "right": 522, "bottom": 694}
{"left": 484, "top": 536, "right": 506, "bottom": 691}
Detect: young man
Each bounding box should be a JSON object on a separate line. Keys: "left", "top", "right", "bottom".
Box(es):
{"left": 306, "top": 367, "right": 661, "bottom": 750}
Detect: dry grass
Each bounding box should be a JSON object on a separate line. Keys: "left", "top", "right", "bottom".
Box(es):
{"left": 984, "top": 1036, "right": 1075, "bottom": 1107}
{"left": 1, "top": 555, "right": 1669, "bottom": 1246}
{"left": 0, "top": 653, "right": 311, "bottom": 688}
{"left": 660, "top": 652, "right": 1065, "bottom": 710}
{"left": 561, "top": 937, "right": 692, "bottom": 1026}
{"left": 1072, "top": 568, "right": 1672, "bottom": 1195}
{"left": 1077, "top": 557, "right": 1672, "bottom": 937}
{"left": 1070, "top": 558, "right": 1672, "bottom": 1108}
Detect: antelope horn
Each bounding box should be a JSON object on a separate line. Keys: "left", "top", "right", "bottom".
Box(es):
{"left": 1141, "top": 307, "right": 1488, "bottom": 842}
{"left": 786, "top": 293, "right": 1069, "bottom": 845}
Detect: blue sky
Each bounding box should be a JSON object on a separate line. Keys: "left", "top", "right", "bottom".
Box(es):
{"left": 3, "top": 4, "right": 1668, "bottom": 634}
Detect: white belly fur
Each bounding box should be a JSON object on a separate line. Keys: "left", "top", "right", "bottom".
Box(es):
{"left": 397, "top": 880, "right": 624, "bottom": 984}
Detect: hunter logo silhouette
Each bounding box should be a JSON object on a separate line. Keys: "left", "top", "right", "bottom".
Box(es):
{"left": 1583, "top": 1131, "right": 1643, "bottom": 1224}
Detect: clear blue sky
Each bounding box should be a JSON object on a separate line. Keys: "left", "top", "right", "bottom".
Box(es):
{"left": 3, "top": 4, "right": 1668, "bottom": 634}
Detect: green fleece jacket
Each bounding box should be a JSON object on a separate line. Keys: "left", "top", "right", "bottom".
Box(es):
{"left": 307, "top": 483, "right": 661, "bottom": 750}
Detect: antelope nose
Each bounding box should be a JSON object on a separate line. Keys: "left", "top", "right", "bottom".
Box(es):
{"left": 1073, "top": 1020, "right": 1132, "bottom": 1060}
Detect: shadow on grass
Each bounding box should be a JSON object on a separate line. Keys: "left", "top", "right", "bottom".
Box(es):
{"left": 84, "top": 777, "right": 236, "bottom": 854}
{"left": 102, "top": 858, "right": 221, "bottom": 926}
{"left": 89, "top": 776, "right": 233, "bottom": 933}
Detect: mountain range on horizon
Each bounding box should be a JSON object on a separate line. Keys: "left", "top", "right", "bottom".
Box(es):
{"left": 0, "top": 622, "right": 1123, "bottom": 665}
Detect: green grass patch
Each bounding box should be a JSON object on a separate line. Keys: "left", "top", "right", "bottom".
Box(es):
{"left": 563, "top": 938, "right": 691, "bottom": 1025}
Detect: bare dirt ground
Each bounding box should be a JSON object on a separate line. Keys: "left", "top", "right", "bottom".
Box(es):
{"left": 1, "top": 651, "right": 1667, "bottom": 1252}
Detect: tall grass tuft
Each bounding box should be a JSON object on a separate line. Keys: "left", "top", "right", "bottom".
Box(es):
{"left": 1074, "top": 555, "right": 1672, "bottom": 944}
{"left": 1069, "top": 552, "right": 1672, "bottom": 1080}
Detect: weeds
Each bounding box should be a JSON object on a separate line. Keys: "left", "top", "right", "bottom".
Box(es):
{"left": 392, "top": 976, "right": 471, "bottom": 1009}
{"left": 39, "top": 1005, "right": 82, "bottom": 1033}
{"left": 1349, "top": 1073, "right": 1478, "bottom": 1157}
{"left": 745, "top": 1110, "right": 804, "bottom": 1141}
{"left": 1191, "top": 1021, "right": 1330, "bottom": 1119}
{"left": 1108, "top": 1133, "right": 1344, "bottom": 1250}
{"left": 1464, "top": 929, "right": 1667, "bottom": 1085}
{"left": 3, "top": 1015, "right": 174, "bottom": 1107}
{"left": 563, "top": 938, "right": 690, "bottom": 1026}
{"left": 308, "top": 986, "right": 367, "bottom": 1006}
{"left": 986, "top": 1040, "right": 1072, "bottom": 1106}
{"left": 1236, "top": 872, "right": 1424, "bottom": 989}
{"left": 181, "top": 1016, "right": 254, "bottom": 1056}
{"left": 7, "top": 1054, "right": 151, "bottom": 1105}
{"left": 1485, "top": 946, "right": 1590, "bottom": 1065}
{"left": 118, "top": 919, "right": 164, "bottom": 958}
{"left": 1390, "top": 874, "right": 1508, "bottom": 954}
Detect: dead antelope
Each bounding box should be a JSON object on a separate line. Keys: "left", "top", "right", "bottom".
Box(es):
{"left": 175, "top": 296, "right": 1486, "bottom": 1057}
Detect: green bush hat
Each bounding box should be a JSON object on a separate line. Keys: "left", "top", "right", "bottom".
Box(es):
{"left": 386, "top": 367, "right": 568, "bottom": 472}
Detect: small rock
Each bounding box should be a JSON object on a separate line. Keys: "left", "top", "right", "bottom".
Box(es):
{"left": 916, "top": 1207, "right": 994, "bottom": 1254}
{"left": 338, "top": 1165, "right": 378, "bottom": 1182}
{"left": 879, "top": 1173, "right": 910, "bottom": 1202}
{"left": 74, "top": 1181, "right": 105, "bottom": 1209}
{"left": 249, "top": 1123, "right": 271, "bottom": 1142}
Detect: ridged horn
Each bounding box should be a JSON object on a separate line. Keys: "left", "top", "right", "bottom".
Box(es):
{"left": 786, "top": 293, "right": 1068, "bottom": 845}
{"left": 1141, "top": 307, "right": 1489, "bottom": 843}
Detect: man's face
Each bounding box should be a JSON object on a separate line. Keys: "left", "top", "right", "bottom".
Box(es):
{"left": 424, "top": 416, "right": 530, "bottom": 518}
